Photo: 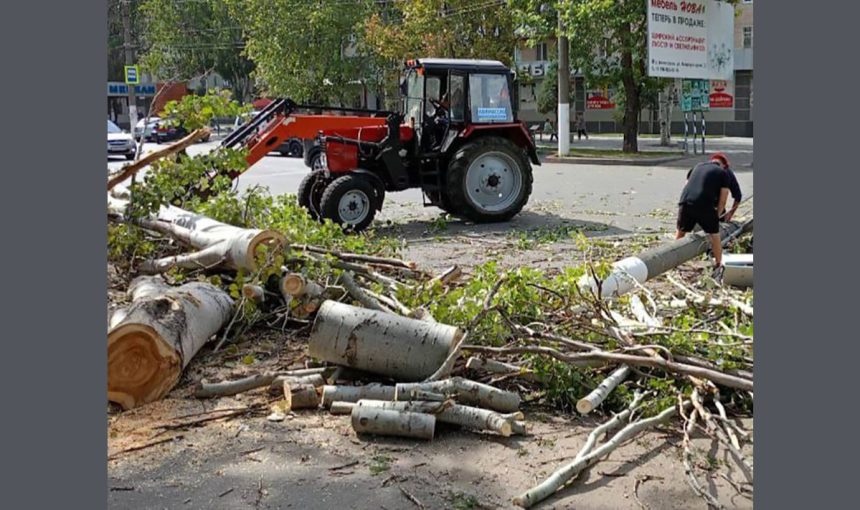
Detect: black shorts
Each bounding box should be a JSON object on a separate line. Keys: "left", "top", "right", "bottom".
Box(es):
{"left": 677, "top": 204, "right": 719, "bottom": 234}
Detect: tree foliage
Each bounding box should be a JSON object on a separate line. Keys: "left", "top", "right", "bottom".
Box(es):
{"left": 362, "top": 0, "right": 519, "bottom": 108}
{"left": 230, "top": 0, "right": 376, "bottom": 104}
{"left": 138, "top": 0, "right": 255, "bottom": 102}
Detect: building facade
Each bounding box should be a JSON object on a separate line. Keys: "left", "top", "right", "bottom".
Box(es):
{"left": 514, "top": 0, "right": 753, "bottom": 136}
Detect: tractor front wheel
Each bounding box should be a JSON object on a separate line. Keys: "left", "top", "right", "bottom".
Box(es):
{"left": 445, "top": 136, "right": 533, "bottom": 223}
{"left": 297, "top": 169, "right": 328, "bottom": 220}
{"left": 319, "top": 174, "right": 380, "bottom": 232}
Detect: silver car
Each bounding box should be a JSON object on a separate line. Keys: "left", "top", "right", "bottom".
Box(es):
{"left": 108, "top": 119, "right": 137, "bottom": 160}
{"left": 133, "top": 116, "right": 161, "bottom": 142}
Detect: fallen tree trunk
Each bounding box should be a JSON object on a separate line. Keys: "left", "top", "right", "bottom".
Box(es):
{"left": 110, "top": 199, "right": 286, "bottom": 273}
{"left": 106, "top": 128, "right": 211, "bottom": 191}
{"left": 351, "top": 407, "right": 435, "bottom": 440}
{"left": 354, "top": 399, "right": 523, "bottom": 437}
{"left": 309, "top": 301, "right": 462, "bottom": 381}
{"left": 108, "top": 276, "right": 234, "bottom": 409}
{"left": 321, "top": 384, "right": 397, "bottom": 408}
{"left": 395, "top": 377, "right": 521, "bottom": 413}
{"left": 582, "top": 219, "right": 753, "bottom": 299}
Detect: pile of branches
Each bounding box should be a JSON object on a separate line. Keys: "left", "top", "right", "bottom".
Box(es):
{"left": 106, "top": 139, "right": 753, "bottom": 508}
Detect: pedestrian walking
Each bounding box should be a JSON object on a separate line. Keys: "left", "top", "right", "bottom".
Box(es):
{"left": 676, "top": 153, "right": 735, "bottom": 271}
{"left": 544, "top": 118, "right": 557, "bottom": 142}
{"left": 575, "top": 114, "right": 588, "bottom": 140}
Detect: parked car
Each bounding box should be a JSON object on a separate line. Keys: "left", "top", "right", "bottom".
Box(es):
{"left": 133, "top": 116, "right": 161, "bottom": 142}
{"left": 155, "top": 118, "right": 188, "bottom": 144}
{"left": 233, "top": 111, "right": 303, "bottom": 157}
{"left": 107, "top": 119, "right": 137, "bottom": 160}
{"left": 156, "top": 118, "right": 213, "bottom": 144}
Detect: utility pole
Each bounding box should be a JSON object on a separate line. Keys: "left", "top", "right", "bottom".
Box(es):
{"left": 557, "top": 13, "right": 570, "bottom": 155}
{"left": 121, "top": 0, "right": 138, "bottom": 132}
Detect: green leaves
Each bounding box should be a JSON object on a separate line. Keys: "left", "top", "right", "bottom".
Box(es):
{"left": 162, "top": 90, "right": 250, "bottom": 131}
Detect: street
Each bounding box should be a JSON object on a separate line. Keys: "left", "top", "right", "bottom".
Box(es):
{"left": 109, "top": 136, "right": 753, "bottom": 239}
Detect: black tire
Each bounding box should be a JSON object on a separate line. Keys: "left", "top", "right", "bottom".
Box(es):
{"left": 297, "top": 169, "right": 327, "bottom": 220}
{"left": 289, "top": 139, "right": 303, "bottom": 158}
{"left": 444, "top": 136, "right": 533, "bottom": 223}
{"left": 125, "top": 153, "right": 136, "bottom": 160}
{"left": 304, "top": 146, "right": 321, "bottom": 169}
{"left": 319, "top": 174, "right": 379, "bottom": 232}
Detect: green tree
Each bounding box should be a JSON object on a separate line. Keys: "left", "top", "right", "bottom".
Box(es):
{"left": 513, "top": 0, "right": 738, "bottom": 153}
{"left": 535, "top": 60, "right": 574, "bottom": 116}
{"left": 363, "top": 0, "right": 519, "bottom": 108}
{"left": 107, "top": 0, "right": 144, "bottom": 81}
{"left": 230, "top": 0, "right": 375, "bottom": 104}
{"left": 138, "top": 0, "right": 255, "bottom": 103}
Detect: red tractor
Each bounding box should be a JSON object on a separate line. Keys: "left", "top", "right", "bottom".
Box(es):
{"left": 222, "top": 58, "right": 540, "bottom": 231}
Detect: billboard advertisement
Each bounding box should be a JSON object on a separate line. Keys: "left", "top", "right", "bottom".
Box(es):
{"left": 709, "top": 79, "right": 734, "bottom": 108}
{"left": 586, "top": 89, "right": 616, "bottom": 110}
{"left": 647, "top": 0, "right": 734, "bottom": 80}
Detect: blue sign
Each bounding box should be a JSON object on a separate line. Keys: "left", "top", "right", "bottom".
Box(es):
{"left": 476, "top": 107, "right": 509, "bottom": 121}
{"left": 108, "top": 83, "right": 156, "bottom": 96}
{"left": 125, "top": 65, "right": 140, "bottom": 85}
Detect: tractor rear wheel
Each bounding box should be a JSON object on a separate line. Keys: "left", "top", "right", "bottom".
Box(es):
{"left": 297, "top": 169, "right": 328, "bottom": 220}
{"left": 445, "top": 136, "right": 533, "bottom": 223}
{"left": 319, "top": 174, "right": 380, "bottom": 232}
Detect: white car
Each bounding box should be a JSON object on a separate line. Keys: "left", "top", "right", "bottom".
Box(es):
{"left": 133, "top": 116, "right": 161, "bottom": 142}
{"left": 108, "top": 119, "right": 137, "bottom": 160}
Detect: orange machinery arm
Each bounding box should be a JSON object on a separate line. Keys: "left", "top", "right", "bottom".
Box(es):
{"left": 240, "top": 114, "right": 389, "bottom": 171}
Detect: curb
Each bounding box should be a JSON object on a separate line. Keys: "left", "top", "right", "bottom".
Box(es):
{"left": 543, "top": 154, "right": 686, "bottom": 166}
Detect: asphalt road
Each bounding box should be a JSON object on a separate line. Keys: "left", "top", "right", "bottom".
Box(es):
{"left": 108, "top": 137, "right": 753, "bottom": 235}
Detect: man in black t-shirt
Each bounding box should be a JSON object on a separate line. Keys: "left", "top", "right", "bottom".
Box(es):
{"left": 676, "top": 153, "right": 733, "bottom": 268}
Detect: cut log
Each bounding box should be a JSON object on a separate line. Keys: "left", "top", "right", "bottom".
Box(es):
{"left": 242, "top": 284, "right": 266, "bottom": 303}
{"left": 321, "top": 384, "right": 397, "bottom": 408}
{"left": 576, "top": 366, "right": 631, "bottom": 415}
{"left": 284, "top": 382, "right": 320, "bottom": 410}
{"left": 309, "top": 300, "right": 462, "bottom": 381}
{"left": 108, "top": 276, "right": 234, "bottom": 409}
{"left": 355, "top": 399, "right": 519, "bottom": 437}
{"left": 395, "top": 377, "right": 520, "bottom": 413}
{"left": 280, "top": 273, "right": 324, "bottom": 298}
{"left": 110, "top": 199, "right": 286, "bottom": 273}
{"left": 351, "top": 407, "right": 435, "bottom": 440}
{"left": 329, "top": 401, "right": 357, "bottom": 415}
{"left": 270, "top": 373, "right": 326, "bottom": 392}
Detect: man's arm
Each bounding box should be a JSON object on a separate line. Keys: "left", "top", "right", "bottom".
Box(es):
{"left": 717, "top": 188, "right": 729, "bottom": 219}
{"left": 723, "top": 172, "right": 742, "bottom": 221}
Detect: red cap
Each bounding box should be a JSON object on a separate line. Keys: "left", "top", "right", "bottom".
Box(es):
{"left": 710, "top": 152, "right": 730, "bottom": 167}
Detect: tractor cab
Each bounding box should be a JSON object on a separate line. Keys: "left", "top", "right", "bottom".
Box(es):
{"left": 400, "top": 59, "right": 518, "bottom": 154}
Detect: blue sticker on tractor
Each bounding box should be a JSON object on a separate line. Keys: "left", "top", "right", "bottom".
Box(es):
{"left": 476, "top": 107, "right": 509, "bottom": 121}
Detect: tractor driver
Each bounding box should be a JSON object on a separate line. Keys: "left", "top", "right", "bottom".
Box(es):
{"left": 429, "top": 93, "right": 451, "bottom": 149}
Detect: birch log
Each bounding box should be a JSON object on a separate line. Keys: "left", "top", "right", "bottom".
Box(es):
{"left": 192, "top": 372, "right": 325, "bottom": 398}
{"left": 110, "top": 198, "right": 286, "bottom": 273}
{"left": 321, "top": 384, "right": 397, "bottom": 408}
{"left": 395, "top": 377, "right": 521, "bottom": 413}
{"left": 284, "top": 383, "right": 321, "bottom": 410}
{"left": 466, "top": 357, "right": 536, "bottom": 381}
{"left": 309, "top": 301, "right": 462, "bottom": 381}
{"left": 281, "top": 273, "right": 324, "bottom": 298}
{"left": 351, "top": 407, "right": 435, "bottom": 440}
{"left": 108, "top": 276, "right": 234, "bottom": 409}
{"left": 576, "top": 366, "right": 631, "bottom": 415}
{"left": 354, "top": 400, "right": 521, "bottom": 437}
{"left": 329, "top": 401, "right": 357, "bottom": 415}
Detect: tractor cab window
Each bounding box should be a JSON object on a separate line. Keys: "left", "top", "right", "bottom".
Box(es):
{"left": 468, "top": 73, "right": 513, "bottom": 124}
{"left": 449, "top": 74, "right": 465, "bottom": 122}
{"left": 403, "top": 70, "right": 424, "bottom": 128}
